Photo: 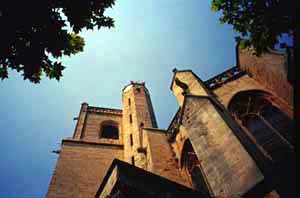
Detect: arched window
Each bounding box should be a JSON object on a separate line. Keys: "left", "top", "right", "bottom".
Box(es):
{"left": 181, "top": 140, "right": 211, "bottom": 196}
{"left": 99, "top": 121, "right": 119, "bottom": 139}
{"left": 228, "top": 90, "right": 294, "bottom": 161}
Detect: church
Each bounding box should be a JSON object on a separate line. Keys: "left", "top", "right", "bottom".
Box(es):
{"left": 46, "top": 44, "right": 295, "bottom": 198}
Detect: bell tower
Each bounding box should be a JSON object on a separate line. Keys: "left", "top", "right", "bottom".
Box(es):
{"left": 122, "top": 81, "right": 157, "bottom": 169}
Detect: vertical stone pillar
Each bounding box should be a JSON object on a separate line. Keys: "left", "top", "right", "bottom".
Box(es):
{"left": 122, "top": 82, "right": 157, "bottom": 169}
{"left": 73, "top": 102, "right": 88, "bottom": 139}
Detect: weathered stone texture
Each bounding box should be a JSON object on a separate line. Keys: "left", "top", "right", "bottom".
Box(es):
{"left": 181, "top": 96, "right": 264, "bottom": 196}
{"left": 171, "top": 71, "right": 209, "bottom": 106}
{"left": 122, "top": 83, "right": 156, "bottom": 168}
{"left": 213, "top": 75, "right": 269, "bottom": 108}
{"left": 212, "top": 75, "right": 292, "bottom": 117}
{"left": 170, "top": 125, "right": 190, "bottom": 167}
{"left": 97, "top": 167, "right": 118, "bottom": 198}
{"left": 48, "top": 61, "right": 294, "bottom": 198}
{"left": 142, "top": 128, "right": 190, "bottom": 188}
{"left": 82, "top": 112, "right": 123, "bottom": 145}
{"left": 238, "top": 48, "right": 293, "bottom": 107}
{"left": 47, "top": 141, "right": 123, "bottom": 198}
{"left": 73, "top": 103, "right": 88, "bottom": 139}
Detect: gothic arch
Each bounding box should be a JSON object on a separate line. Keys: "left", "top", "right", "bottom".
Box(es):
{"left": 226, "top": 88, "right": 292, "bottom": 117}
{"left": 99, "top": 120, "right": 119, "bottom": 139}
{"left": 180, "top": 139, "right": 211, "bottom": 196}
{"left": 228, "top": 90, "right": 294, "bottom": 161}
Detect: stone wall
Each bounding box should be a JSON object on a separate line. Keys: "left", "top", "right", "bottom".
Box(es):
{"left": 81, "top": 111, "right": 123, "bottom": 145}
{"left": 238, "top": 48, "right": 293, "bottom": 107}
{"left": 142, "top": 128, "right": 190, "bottom": 188}
{"left": 122, "top": 82, "right": 157, "bottom": 168}
{"left": 170, "top": 70, "right": 209, "bottom": 106}
{"left": 170, "top": 125, "right": 190, "bottom": 168}
{"left": 73, "top": 103, "right": 88, "bottom": 139}
{"left": 212, "top": 74, "right": 292, "bottom": 117}
{"left": 47, "top": 141, "right": 123, "bottom": 198}
{"left": 181, "top": 96, "right": 264, "bottom": 196}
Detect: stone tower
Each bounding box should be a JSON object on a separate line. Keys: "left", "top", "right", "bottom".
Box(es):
{"left": 122, "top": 81, "right": 157, "bottom": 168}
{"left": 47, "top": 103, "right": 124, "bottom": 197}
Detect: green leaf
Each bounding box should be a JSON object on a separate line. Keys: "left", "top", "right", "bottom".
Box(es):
{"left": 0, "top": 0, "right": 115, "bottom": 83}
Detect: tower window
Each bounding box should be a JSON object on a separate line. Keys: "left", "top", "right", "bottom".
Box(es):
{"left": 129, "top": 114, "right": 132, "bottom": 123}
{"left": 128, "top": 98, "right": 131, "bottom": 106}
{"left": 131, "top": 156, "right": 135, "bottom": 166}
{"left": 140, "top": 122, "right": 144, "bottom": 128}
{"left": 139, "top": 122, "right": 144, "bottom": 147}
{"left": 99, "top": 121, "right": 119, "bottom": 139}
{"left": 135, "top": 87, "right": 141, "bottom": 92}
{"left": 130, "top": 134, "right": 133, "bottom": 146}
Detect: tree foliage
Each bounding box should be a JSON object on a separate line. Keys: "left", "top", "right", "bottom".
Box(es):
{"left": 0, "top": 0, "right": 115, "bottom": 83}
{"left": 211, "top": 0, "right": 297, "bottom": 56}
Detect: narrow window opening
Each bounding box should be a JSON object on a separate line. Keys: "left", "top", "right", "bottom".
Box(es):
{"left": 131, "top": 156, "right": 135, "bottom": 166}
{"left": 128, "top": 98, "right": 131, "bottom": 106}
{"left": 139, "top": 122, "right": 144, "bottom": 147}
{"left": 130, "top": 134, "right": 133, "bottom": 146}
{"left": 129, "top": 114, "right": 132, "bottom": 123}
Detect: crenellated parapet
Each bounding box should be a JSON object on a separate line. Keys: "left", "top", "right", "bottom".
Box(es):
{"left": 87, "top": 106, "right": 122, "bottom": 115}
{"left": 204, "top": 66, "right": 246, "bottom": 90}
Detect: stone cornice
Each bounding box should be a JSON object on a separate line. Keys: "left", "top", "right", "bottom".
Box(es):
{"left": 142, "top": 127, "right": 166, "bottom": 133}
{"left": 62, "top": 138, "right": 124, "bottom": 148}
{"left": 87, "top": 106, "right": 122, "bottom": 115}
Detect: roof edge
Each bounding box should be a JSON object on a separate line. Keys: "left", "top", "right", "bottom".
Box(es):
{"left": 142, "top": 127, "right": 166, "bottom": 133}
{"left": 169, "top": 68, "right": 193, "bottom": 91}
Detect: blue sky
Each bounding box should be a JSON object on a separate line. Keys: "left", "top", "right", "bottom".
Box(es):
{"left": 0, "top": 1, "right": 238, "bottom": 197}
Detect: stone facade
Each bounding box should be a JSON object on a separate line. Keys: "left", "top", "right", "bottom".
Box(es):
{"left": 238, "top": 48, "right": 293, "bottom": 107}
{"left": 47, "top": 46, "right": 294, "bottom": 198}
{"left": 47, "top": 141, "right": 123, "bottom": 197}
{"left": 47, "top": 105, "right": 124, "bottom": 198}
{"left": 181, "top": 96, "right": 263, "bottom": 196}
{"left": 169, "top": 70, "right": 264, "bottom": 196}
{"left": 142, "top": 128, "right": 190, "bottom": 187}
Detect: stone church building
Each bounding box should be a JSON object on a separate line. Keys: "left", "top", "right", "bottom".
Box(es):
{"left": 47, "top": 45, "right": 295, "bottom": 198}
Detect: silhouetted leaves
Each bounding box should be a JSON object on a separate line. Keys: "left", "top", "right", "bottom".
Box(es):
{"left": 211, "top": 0, "right": 296, "bottom": 56}
{"left": 0, "top": 0, "right": 115, "bottom": 83}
